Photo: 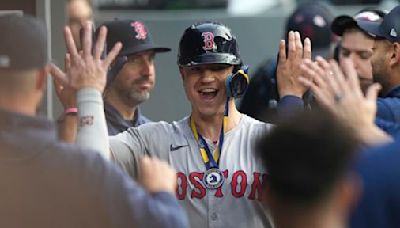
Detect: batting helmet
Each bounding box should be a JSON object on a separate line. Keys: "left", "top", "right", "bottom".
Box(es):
{"left": 177, "top": 22, "right": 241, "bottom": 66}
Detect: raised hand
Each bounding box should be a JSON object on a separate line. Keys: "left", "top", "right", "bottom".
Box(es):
{"left": 299, "top": 57, "right": 390, "bottom": 145}
{"left": 51, "top": 22, "right": 122, "bottom": 94}
{"left": 277, "top": 31, "right": 311, "bottom": 98}
{"left": 51, "top": 54, "right": 77, "bottom": 109}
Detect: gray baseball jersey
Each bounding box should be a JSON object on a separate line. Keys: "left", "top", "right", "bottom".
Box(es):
{"left": 110, "top": 115, "right": 273, "bottom": 228}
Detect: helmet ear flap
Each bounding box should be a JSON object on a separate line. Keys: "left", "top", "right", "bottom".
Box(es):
{"left": 226, "top": 65, "right": 249, "bottom": 98}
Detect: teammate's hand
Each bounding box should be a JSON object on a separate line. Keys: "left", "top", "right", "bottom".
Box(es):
{"left": 299, "top": 57, "right": 388, "bottom": 144}
{"left": 51, "top": 53, "right": 77, "bottom": 109}
{"left": 277, "top": 31, "right": 311, "bottom": 98}
{"left": 54, "top": 21, "right": 122, "bottom": 93}
{"left": 138, "top": 156, "right": 177, "bottom": 193}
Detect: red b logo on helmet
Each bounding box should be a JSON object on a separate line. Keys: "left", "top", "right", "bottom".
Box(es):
{"left": 202, "top": 32, "right": 215, "bottom": 51}
{"left": 131, "top": 21, "right": 147, "bottom": 40}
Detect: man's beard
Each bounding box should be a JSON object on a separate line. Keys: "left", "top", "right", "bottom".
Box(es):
{"left": 127, "top": 90, "right": 150, "bottom": 106}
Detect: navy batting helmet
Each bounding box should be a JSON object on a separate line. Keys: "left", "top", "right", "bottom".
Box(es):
{"left": 178, "top": 22, "right": 241, "bottom": 66}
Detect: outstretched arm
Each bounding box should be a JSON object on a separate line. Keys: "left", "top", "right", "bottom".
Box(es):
{"left": 52, "top": 22, "right": 122, "bottom": 158}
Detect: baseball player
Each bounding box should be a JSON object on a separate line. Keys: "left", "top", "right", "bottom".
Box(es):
{"left": 61, "top": 21, "right": 274, "bottom": 228}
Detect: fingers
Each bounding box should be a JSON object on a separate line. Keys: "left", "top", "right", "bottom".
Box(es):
{"left": 329, "top": 60, "right": 347, "bottom": 93}
{"left": 342, "top": 58, "right": 362, "bottom": 97}
{"left": 278, "top": 40, "right": 286, "bottom": 63}
{"left": 303, "top": 37, "right": 311, "bottom": 60}
{"left": 301, "top": 60, "right": 327, "bottom": 91}
{"left": 294, "top": 31, "right": 303, "bottom": 60}
{"left": 139, "top": 156, "right": 177, "bottom": 193}
{"left": 103, "top": 42, "right": 123, "bottom": 67}
{"left": 94, "top": 26, "right": 107, "bottom": 60}
{"left": 82, "top": 21, "right": 93, "bottom": 59}
{"left": 50, "top": 63, "right": 68, "bottom": 86}
{"left": 64, "top": 53, "right": 71, "bottom": 72}
{"left": 64, "top": 26, "right": 79, "bottom": 57}
{"left": 366, "top": 83, "right": 381, "bottom": 103}
{"left": 288, "top": 31, "right": 296, "bottom": 61}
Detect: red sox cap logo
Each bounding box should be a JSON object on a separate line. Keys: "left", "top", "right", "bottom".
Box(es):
{"left": 202, "top": 32, "right": 215, "bottom": 51}
{"left": 131, "top": 21, "right": 147, "bottom": 40}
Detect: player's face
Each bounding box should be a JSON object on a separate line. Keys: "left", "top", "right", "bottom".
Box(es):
{"left": 339, "top": 30, "right": 374, "bottom": 93}
{"left": 370, "top": 39, "right": 392, "bottom": 95}
{"left": 180, "top": 64, "right": 234, "bottom": 117}
{"left": 110, "top": 50, "right": 156, "bottom": 107}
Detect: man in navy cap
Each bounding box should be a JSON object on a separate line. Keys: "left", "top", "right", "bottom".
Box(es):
{"left": 56, "top": 20, "right": 171, "bottom": 138}
{"left": 356, "top": 6, "right": 400, "bottom": 129}
{"left": 102, "top": 20, "right": 171, "bottom": 135}
{"left": 331, "top": 8, "right": 386, "bottom": 94}
{"left": 349, "top": 5, "right": 400, "bottom": 227}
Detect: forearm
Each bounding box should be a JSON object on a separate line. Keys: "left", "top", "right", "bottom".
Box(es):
{"left": 58, "top": 115, "right": 77, "bottom": 143}
{"left": 76, "top": 88, "right": 110, "bottom": 159}
{"left": 277, "top": 95, "right": 305, "bottom": 121}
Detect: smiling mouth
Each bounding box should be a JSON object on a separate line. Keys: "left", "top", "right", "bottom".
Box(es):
{"left": 198, "top": 88, "right": 219, "bottom": 100}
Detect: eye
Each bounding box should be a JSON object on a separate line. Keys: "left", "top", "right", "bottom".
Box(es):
{"left": 127, "top": 56, "right": 139, "bottom": 64}
{"left": 340, "top": 48, "right": 350, "bottom": 57}
{"left": 358, "top": 51, "right": 373, "bottom": 60}
{"left": 188, "top": 66, "right": 201, "bottom": 73}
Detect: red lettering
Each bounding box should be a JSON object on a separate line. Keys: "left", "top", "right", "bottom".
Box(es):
{"left": 248, "top": 172, "right": 264, "bottom": 200}
{"left": 190, "top": 172, "right": 206, "bottom": 199}
{"left": 214, "top": 170, "right": 229, "bottom": 198}
{"left": 176, "top": 172, "right": 187, "bottom": 200}
{"left": 231, "top": 170, "right": 247, "bottom": 198}
{"left": 202, "top": 32, "right": 215, "bottom": 51}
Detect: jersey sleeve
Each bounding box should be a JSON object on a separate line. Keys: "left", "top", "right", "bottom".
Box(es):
{"left": 109, "top": 127, "right": 147, "bottom": 180}
{"left": 109, "top": 121, "right": 173, "bottom": 180}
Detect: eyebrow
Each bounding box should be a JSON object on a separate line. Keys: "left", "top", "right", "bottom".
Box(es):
{"left": 341, "top": 46, "right": 373, "bottom": 53}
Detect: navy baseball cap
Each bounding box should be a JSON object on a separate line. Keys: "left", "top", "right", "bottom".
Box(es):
{"left": 357, "top": 6, "right": 400, "bottom": 43}
{"left": 0, "top": 15, "right": 48, "bottom": 70}
{"left": 102, "top": 19, "right": 170, "bottom": 57}
{"left": 286, "top": 2, "right": 334, "bottom": 50}
{"left": 331, "top": 9, "right": 386, "bottom": 37}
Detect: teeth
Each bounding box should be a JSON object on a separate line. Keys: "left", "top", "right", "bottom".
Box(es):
{"left": 200, "top": 88, "right": 217, "bottom": 93}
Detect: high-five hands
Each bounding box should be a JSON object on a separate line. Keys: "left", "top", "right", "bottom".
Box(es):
{"left": 51, "top": 22, "right": 122, "bottom": 94}
{"left": 277, "top": 31, "right": 312, "bottom": 98}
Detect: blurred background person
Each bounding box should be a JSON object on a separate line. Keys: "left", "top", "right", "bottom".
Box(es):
{"left": 331, "top": 8, "right": 387, "bottom": 94}
{"left": 66, "top": 0, "right": 93, "bottom": 51}
{"left": 257, "top": 110, "right": 361, "bottom": 228}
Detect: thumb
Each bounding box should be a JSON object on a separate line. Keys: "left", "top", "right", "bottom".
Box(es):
{"left": 366, "top": 83, "right": 381, "bottom": 102}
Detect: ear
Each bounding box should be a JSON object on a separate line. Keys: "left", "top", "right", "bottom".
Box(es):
{"left": 390, "top": 43, "right": 400, "bottom": 66}
{"left": 35, "top": 65, "right": 49, "bottom": 91}
{"left": 179, "top": 66, "right": 185, "bottom": 80}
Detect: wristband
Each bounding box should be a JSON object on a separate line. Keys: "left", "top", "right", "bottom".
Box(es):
{"left": 64, "top": 107, "right": 78, "bottom": 115}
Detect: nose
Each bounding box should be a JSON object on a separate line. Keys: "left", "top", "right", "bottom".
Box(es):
{"left": 199, "top": 69, "right": 217, "bottom": 83}
{"left": 140, "top": 58, "right": 154, "bottom": 76}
